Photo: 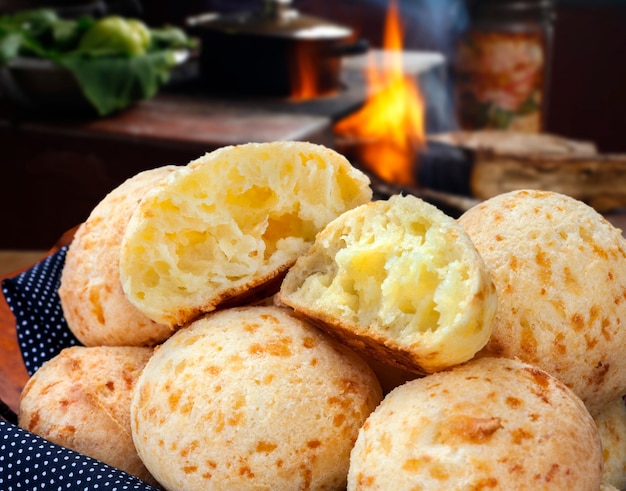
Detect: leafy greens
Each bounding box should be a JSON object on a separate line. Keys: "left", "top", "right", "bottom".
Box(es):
{"left": 0, "top": 8, "right": 195, "bottom": 115}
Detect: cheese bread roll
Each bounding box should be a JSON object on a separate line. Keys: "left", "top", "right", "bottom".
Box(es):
{"left": 459, "top": 189, "right": 626, "bottom": 415}
{"left": 130, "top": 305, "right": 382, "bottom": 491}
{"left": 277, "top": 193, "right": 497, "bottom": 374}
{"left": 18, "top": 346, "right": 158, "bottom": 487}
{"left": 594, "top": 397, "right": 626, "bottom": 490}
{"left": 59, "top": 165, "right": 178, "bottom": 346}
{"left": 120, "top": 141, "right": 372, "bottom": 327}
{"left": 348, "top": 356, "right": 603, "bottom": 491}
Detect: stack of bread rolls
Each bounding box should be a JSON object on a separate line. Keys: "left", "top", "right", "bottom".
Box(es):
{"left": 17, "top": 141, "right": 626, "bottom": 490}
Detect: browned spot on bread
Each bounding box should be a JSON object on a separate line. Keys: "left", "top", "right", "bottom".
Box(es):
{"left": 401, "top": 458, "right": 422, "bottom": 472}
{"left": 571, "top": 313, "right": 585, "bottom": 332}
{"left": 428, "top": 461, "right": 451, "bottom": 481}
{"left": 256, "top": 441, "right": 277, "bottom": 453}
{"left": 535, "top": 248, "right": 552, "bottom": 285}
{"left": 472, "top": 477, "right": 499, "bottom": 489}
{"left": 28, "top": 410, "right": 41, "bottom": 429}
{"left": 525, "top": 366, "right": 552, "bottom": 404}
{"left": 510, "top": 427, "right": 534, "bottom": 444}
{"left": 585, "top": 334, "right": 599, "bottom": 350}
{"left": 356, "top": 473, "right": 376, "bottom": 486}
{"left": 244, "top": 322, "right": 261, "bottom": 333}
{"left": 505, "top": 396, "right": 522, "bottom": 409}
{"left": 554, "top": 332, "right": 567, "bottom": 355}
{"left": 302, "top": 336, "right": 317, "bottom": 348}
{"left": 589, "top": 361, "right": 610, "bottom": 387}
{"left": 248, "top": 337, "right": 293, "bottom": 356}
{"left": 168, "top": 390, "right": 181, "bottom": 411}
{"left": 438, "top": 415, "right": 503, "bottom": 444}
{"left": 333, "top": 414, "right": 347, "bottom": 427}
{"left": 519, "top": 318, "right": 538, "bottom": 356}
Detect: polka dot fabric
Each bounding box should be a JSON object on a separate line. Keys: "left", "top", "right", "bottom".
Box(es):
{"left": 0, "top": 420, "right": 158, "bottom": 491}
{"left": 1, "top": 247, "right": 81, "bottom": 375}
{"left": 1, "top": 250, "right": 158, "bottom": 490}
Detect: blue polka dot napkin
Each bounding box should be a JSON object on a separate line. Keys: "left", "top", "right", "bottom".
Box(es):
{"left": 0, "top": 420, "right": 157, "bottom": 491}
{"left": 2, "top": 247, "right": 80, "bottom": 376}
{"left": 1, "top": 249, "right": 160, "bottom": 491}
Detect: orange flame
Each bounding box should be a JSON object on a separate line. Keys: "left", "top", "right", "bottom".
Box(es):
{"left": 334, "top": 0, "right": 425, "bottom": 186}
{"left": 290, "top": 44, "right": 319, "bottom": 100}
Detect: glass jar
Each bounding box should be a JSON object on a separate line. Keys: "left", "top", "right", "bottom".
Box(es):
{"left": 453, "top": 0, "right": 555, "bottom": 133}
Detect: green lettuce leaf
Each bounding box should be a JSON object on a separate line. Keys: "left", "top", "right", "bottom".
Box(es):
{"left": 55, "top": 50, "right": 177, "bottom": 116}
{"left": 0, "top": 8, "right": 195, "bottom": 116}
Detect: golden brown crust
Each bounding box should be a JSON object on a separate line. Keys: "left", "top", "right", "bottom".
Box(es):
{"left": 348, "top": 357, "right": 603, "bottom": 490}
{"left": 131, "top": 305, "right": 382, "bottom": 490}
{"left": 459, "top": 189, "right": 626, "bottom": 415}
{"left": 18, "top": 346, "right": 158, "bottom": 486}
{"left": 59, "top": 166, "right": 178, "bottom": 346}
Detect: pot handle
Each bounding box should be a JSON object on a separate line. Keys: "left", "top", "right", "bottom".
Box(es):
{"left": 327, "top": 38, "right": 369, "bottom": 57}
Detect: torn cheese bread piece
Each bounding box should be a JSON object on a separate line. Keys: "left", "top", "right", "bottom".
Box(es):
{"left": 119, "top": 141, "right": 372, "bottom": 327}
{"left": 277, "top": 193, "right": 497, "bottom": 374}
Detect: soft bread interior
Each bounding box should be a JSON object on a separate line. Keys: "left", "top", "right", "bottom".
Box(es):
{"left": 278, "top": 194, "right": 497, "bottom": 373}
{"left": 120, "top": 141, "right": 372, "bottom": 327}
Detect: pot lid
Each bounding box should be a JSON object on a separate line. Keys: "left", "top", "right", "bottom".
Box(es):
{"left": 187, "top": 0, "right": 354, "bottom": 40}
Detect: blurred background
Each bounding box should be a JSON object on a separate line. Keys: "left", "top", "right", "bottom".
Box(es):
{"left": 0, "top": 0, "right": 625, "bottom": 260}
{"left": 138, "top": 0, "right": 626, "bottom": 152}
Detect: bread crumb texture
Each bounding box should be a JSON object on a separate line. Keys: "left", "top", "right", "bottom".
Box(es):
{"left": 459, "top": 189, "right": 626, "bottom": 415}
{"left": 130, "top": 305, "right": 382, "bottom": 491}
{"left": 279, "top": 193, "right": 497, "bottom": 374}
{"left": 119, "top": 141, "right": 372, "bottom": 328}
{"left": 348, "top": 357, "right": 603, "bottom": 491}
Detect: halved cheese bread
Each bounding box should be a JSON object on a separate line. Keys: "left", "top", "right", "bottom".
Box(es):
{"left": 120, "top": 141, "right": 372, "bottom": 328}
{"left": 277, "top": 193, "right": 497, "bottom": 374}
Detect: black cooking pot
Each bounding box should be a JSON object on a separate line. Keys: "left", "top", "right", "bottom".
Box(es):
{"left": 187, "top": 0, "right": 368, "bottom": 97}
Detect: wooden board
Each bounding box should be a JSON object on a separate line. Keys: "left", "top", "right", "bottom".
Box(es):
{"left": 428, "top": 130, "right": 626, "bottom": 212}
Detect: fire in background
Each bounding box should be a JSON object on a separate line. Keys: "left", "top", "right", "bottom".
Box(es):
{"left": 334, "top": 0, "right": 425, "bottom": 186}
